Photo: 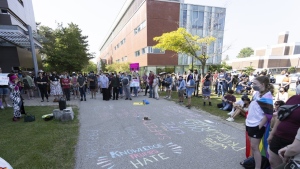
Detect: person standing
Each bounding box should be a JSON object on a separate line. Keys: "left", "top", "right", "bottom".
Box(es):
{"left": 71, "top": 73, "right": 79, "bottom": 100}
{"left": 50, "top": 71, "right": 63, "bottom": 102}
{"left": 148, "top": 71, "right": 154, "bottom": 98}
{"left": 185, "top": 74, "right": 195, "bottom": 109}
{"left": 36, "top": 72, "right": 49, "bottom": 102}
{"left": 61, "top": 73, "right": 71, "bottom": 101}
{"left": 142, "top": 72, "right": 148, "bottom": 93}
{"left": 99, "top": 73, "right": 109, "bottom": 101}
{"left": 111, "top": 74, "right": 120, "bottom": 100}
{"left": 281, "top": 72, "right": 291, "bottom": 92}
{"left": 246, "top": 76, "right": 274, "bottom": 169}
{"left": 122, "top": 72, "right": 132, "bottom": 100}
{"left": 202, "top": 72, "right": 212, "bottom": 106}
{"left": 217, "top": 69, "right": 227, "bottom": 97}
{"left": 152, "top": 74, "right": 159, "bottom": 100}
{"left": 22, "top": 72, "right": 35, "bottom": 100}
{"left": 177, "top": 75, "right": 186, "bottom": 103}
{"left": 77, "top": 72, "right": 86, "bottom": 101}
{"left": 213, "top": 70, "right": 219, "bottom": 94}
{"left": 164, "top": 74, "right": 173, "bottom": 99}
{"left": 8, "top": 74, "right": 23, "bottom": 121}
{"left": 193, "top": 70, "right": 200, "bottom": 96}
{"left": 88, "top": 71, "right": 98, "bottom": 99}
{"left": 0, "top": 67, "right": 11, "bottom": 109}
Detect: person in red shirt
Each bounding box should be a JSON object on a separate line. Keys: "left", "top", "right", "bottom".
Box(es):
{"left": 61, "top": 73, "right": 71, "bottom": 101}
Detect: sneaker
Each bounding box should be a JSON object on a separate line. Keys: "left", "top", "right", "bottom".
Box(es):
{"left": 84, "top": 98, "right": 86, "bottom": 101}
{"left": 7, "top": 104, "right": 12, "bottom": 108}
{"left": 80, "top": 98, "right": 83, "bottom": 101}
{"left": 227, "top": 111, "right": 233, "bottom": 115}
{"left": 226, "top": 117, "right": 234, "bottom": 122}
{"left": 164, "top": 96, "right": 168, "bottom": 98}
{"left": 0, "top": 106, "right": 4, "bottom": 109}
{"left": 129, "top": 98, "right": 132, "bottom": 100}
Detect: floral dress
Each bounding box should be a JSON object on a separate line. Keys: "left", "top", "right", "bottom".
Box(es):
{"left": 8, "top": 82, "right": 22, "bottom": 118}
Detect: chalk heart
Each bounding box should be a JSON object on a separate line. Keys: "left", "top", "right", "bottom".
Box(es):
{"left": 130, "top": 153, "right": 169, "bottom": 169}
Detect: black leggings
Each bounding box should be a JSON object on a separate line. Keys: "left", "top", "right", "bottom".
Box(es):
{"left": 39, "top": 86, "right": 48, "bottom": 100}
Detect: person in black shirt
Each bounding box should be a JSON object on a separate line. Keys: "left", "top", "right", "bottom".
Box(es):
{"left": 88, "top": 71, "right": 97, "bottom": 99}
{"left": 36, "top": 72, "right": 49, "bottom": 102}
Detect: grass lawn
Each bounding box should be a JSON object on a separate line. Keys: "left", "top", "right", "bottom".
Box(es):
{"left": 0, "top": 106, "right": 79, "bottom": 169}
{"left": 158, "top": 88, "right": 296, "bottom": 124}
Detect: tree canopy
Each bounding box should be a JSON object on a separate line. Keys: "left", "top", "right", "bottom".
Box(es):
{"left": 153, "top": 28, "right": 216, "bottom": 76}
{"left": 38, "top": 23, "right": 93, "bottom": 73}
{"left": 106, "top": 62, "right": 130, "bottom": 73}
{"left": 82, "top": 61, "right": 97, "bottom": 73}
{"left": 236, "top": 47, "right": 254, "bottom": 58}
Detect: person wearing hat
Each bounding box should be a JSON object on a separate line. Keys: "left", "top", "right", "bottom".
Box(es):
{"left": 8, "top": 74, "right": 23, "bottom": 121}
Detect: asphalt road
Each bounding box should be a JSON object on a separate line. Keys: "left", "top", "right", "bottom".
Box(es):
{"left": 75, "top": 95, "right": 246, "bottom": 169}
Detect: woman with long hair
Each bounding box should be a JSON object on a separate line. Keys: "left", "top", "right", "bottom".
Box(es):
{"left": 185, "top": 70, "right": 195, "bottom": 109}
{"left": 8, "top": 74, "right": 24, "bottom": 121}
{"left": 246, "top": 76, "right": 274, "bottom": 169}
{"left": 36, "top": 72, "right": 49, "bottom": 102}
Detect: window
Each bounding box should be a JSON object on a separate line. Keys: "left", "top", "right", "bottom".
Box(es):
{"left": 120, "top": 38, "right": 126, "bottom": 45}
{"left": 141, "top": 47, "right": 165, "bottom": 54}
{"left": 134, "top": 21, "right": 146, "bottom": 35}
{"left": 135, "top": 50, "right": 140, "bottom": 57}
{"left": 18, "top": 0, "right": 24, "bottom": 6}
{"left": 142, "top": 48, "right": 146, "bottom": 54}
{"left": 124, "top": 56, "right": 127, "bottom": 61}
{"left": 1, "top": 9, "right": 8, "bottom": 14}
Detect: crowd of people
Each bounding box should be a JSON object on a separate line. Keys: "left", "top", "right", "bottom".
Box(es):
{"left": 1, "top": 66, "right": 300, "bottom": 168}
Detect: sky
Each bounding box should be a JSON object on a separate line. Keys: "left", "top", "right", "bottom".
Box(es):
{"left": 32, "top": 0, "right": 300, "bottom": 63}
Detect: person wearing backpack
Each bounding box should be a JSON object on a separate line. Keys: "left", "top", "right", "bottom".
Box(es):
{"left": 22, "top": 73, "right": 35, "bottom": 100}
{"left": 122, "top": 72, "right": 132, "bottom": 100}
{"left": 267, "top": 95, "right": 300, "bottom": 168}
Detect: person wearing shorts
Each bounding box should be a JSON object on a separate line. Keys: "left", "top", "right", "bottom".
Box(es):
{"left": 246, "top": 76, "right": 274, "bottom": 169}
{"left": 267, "top": 95, "right": 300, "bottom": 168}
{"left": 88, "top": 71, "right": 97, "bottom": 99}
{"left": 177, "top": 75, "right": 185, "bottom": 103}
{"left": 164, "top": 74, "right": 173, "bottom": 99}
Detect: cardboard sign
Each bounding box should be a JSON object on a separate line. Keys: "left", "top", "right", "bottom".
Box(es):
{"left": 133, "top": 102, "right": 145, "bottom": 105}
{"left": 130, "top": 79, "right": 140, "bottom": 87}
{"left": 0, "top": 73, "right": 9, "bottom": 85}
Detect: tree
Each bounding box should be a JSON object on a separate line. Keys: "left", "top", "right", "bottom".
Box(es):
{"left": 82, "top": 61, "right": 97, "bottom": 73}
{"left": 244, "top": 66, "right": 255, "bottom": 75}
{"left": 288, "top": 66, "right": 296, "bottom": 73}
{"left": 106, "top": 62, "right": 130, "bottom": 73}
{"left": 237, "top": 47, "right": 254, "bottom": 58}
{"left": 100, "top": 59, "right": 107, "bottom": 72}
{"left": 39, "top": 23, "right": 93, "bottom": 73}
{"left": 153, "top": 28, "right": 216, "bottom": 77}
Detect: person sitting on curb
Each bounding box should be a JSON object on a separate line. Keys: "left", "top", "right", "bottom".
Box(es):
{"left": 220, "top": 90, "right": 236, "bottom": 111}
{"left": 226, "top": 97, "right": 250, "bottom": 122}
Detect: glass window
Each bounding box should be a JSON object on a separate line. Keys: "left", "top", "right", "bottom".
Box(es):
{"left": 193, "top": 5, "right": 198, "bottom": 11}
{"left": 182, "top": 10, "right": 187, "bottom": 27}
{"left": 142, "top": 48, "right": 146, "bottom": 54}
{"left": 135, "top": 50, "right": 140, "bottom": 57}
{"left": 183, "top": 4, "right": 187, "bottom": 10}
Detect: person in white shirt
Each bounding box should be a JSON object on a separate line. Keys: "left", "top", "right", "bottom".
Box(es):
{"left": 152, "top": 74, "right": 159, "bottom": 100}
{"left": 274, "top": 87, "right": 289, "bottom": 103}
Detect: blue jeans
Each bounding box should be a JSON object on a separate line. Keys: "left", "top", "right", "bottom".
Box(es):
{"left": 218, "top": 82, "right": 225, "bottom": 96}
{"left": 227, "top": 82, "right": 232, "bottom": 91}
{"left": 222, "top": 101, "right": 232, "bottom": 111}
{"left": 79, "top": 87, "right": 86, "bottom": 99}
{"left": 124, "top": 85, "right": 131, "bottom": 99}
{"left": 133, "top": 87, "right": 138, "bottom": 96}
{"left": 149, "top": 85, "right": 153, "bottom": 98}
{"left": 119, "top": 86, "right": 123, "bottom": 95}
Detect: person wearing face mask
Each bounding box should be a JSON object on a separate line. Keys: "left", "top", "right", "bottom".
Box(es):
{"left": 164, "top": 74, "right": 173, "bottom": 99}
{"left": 245, "top": 76, "right": 274, "bottom": 169}
{"left": 61, "top": 73, "right": 71, "bottom": 101}
{"left": 88, "top": 71, "right": 98, "bottom": 99}
{"left": 281, "top": 72, "right": 291, "bottom": 92}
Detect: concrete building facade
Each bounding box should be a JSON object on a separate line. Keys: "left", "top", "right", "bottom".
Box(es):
{"left": 0, "top": 0, "right": 42, "bottom": 73}
{"left": 98, "top": 0, "right": 226, "bottom": 74}
{"left": 230, "top": 32, "right": 300, "bottom": 74}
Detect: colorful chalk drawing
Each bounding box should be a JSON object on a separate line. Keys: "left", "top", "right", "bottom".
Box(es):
{"left": 96, "top": 142, "right": 183, "bottom": 168}
{"left": 143, "top": 121, "right": 171, "bottom": 140}
{"left": 178, "top": 119, "right": 246, "bottom": 152}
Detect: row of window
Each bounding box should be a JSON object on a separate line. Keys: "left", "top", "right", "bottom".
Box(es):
{"left": 134, "top": 21, "right": 146, "bottom": 35}
{"left": 115, "top": 56, "right": 128, "bottom": 63}
{"left": 114, "top": 38, "right": 126, "bottom": 50}
{"left": 135, "top": 46, "right": 165, "bottom": 57}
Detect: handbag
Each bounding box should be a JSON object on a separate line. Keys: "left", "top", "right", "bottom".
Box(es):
{"left": 284, "top": 159, "right": 300, "bottom": 169}
{"left": 24, "top": 114, "right": 35, "bottom": 122}
{"left": 278, "top": 104, "right": 300, "bottom": 121}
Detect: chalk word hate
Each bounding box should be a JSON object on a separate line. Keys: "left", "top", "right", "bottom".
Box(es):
{"left": 130, "top": 153, "right": 169, "bottom": 169}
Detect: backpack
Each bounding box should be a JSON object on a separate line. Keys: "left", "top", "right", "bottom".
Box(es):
{"left": 23, "top": 78, "right": 30, "bottom": 88}
{"left": 241, "top": 156, "right": 270, "bottom": 169}
{"left": 277, "top": 104, "right": 300, "bottom": 121}
{"left": 122, "top": 77, "right": 129, "bottom": 86}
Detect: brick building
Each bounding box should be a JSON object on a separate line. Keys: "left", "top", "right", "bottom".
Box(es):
{"left": 98, "top": 0, "right": 226, "bottom": 74}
